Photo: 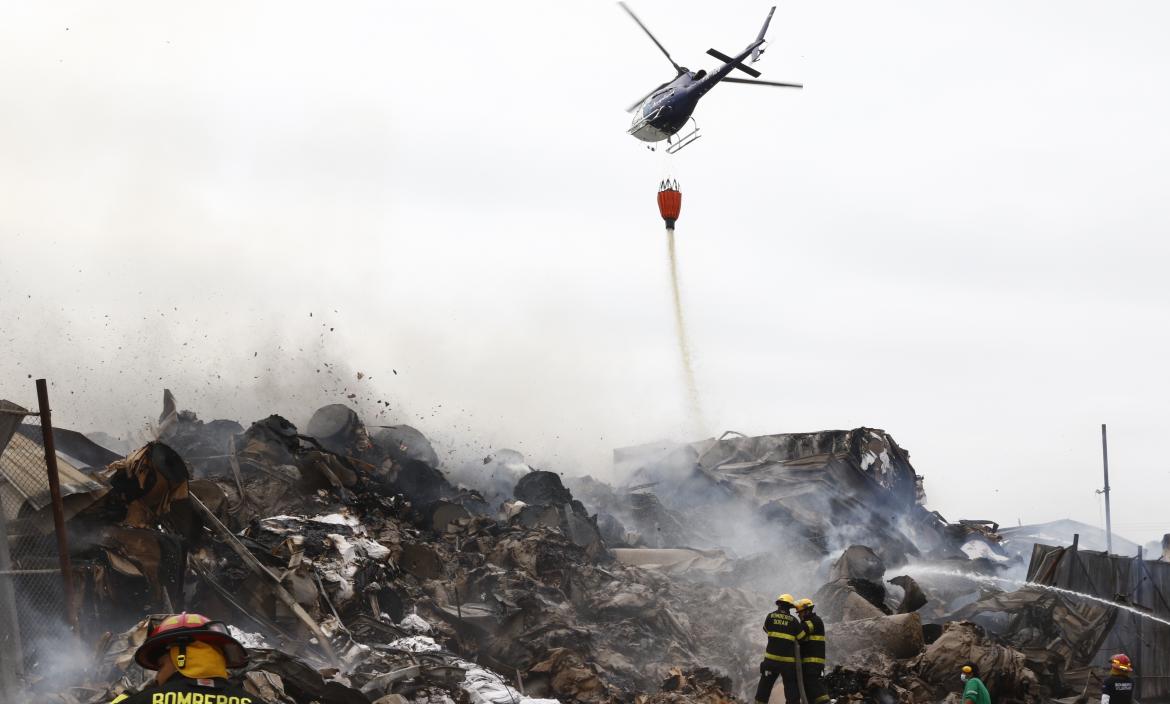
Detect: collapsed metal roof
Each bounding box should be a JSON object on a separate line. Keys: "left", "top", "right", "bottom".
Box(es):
{"left": 0, "top": 402, "right": 107, "bottom": 523}
{"left": 1028, "top": 541, "right": 1170, "bottom": 703}
{"left": 613, "top": 428, "right": 971, "bottom": 563}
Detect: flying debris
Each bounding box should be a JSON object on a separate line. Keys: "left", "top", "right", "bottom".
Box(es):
{"left": 658, "top": 178, "right": 682, "bottom": 230}
{"left": 620, "top": 3, "right": 802, "bottom": 153}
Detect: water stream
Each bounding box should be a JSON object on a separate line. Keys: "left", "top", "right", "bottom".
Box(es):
{"left": 898, "top": 565, "right": 1170, "bottom": 628}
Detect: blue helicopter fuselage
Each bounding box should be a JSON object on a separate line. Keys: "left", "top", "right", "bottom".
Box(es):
{"left": 629, "top": 39, "right": 760, "bottom": 143}
{"left": 622, "top": 4, "right": 796, "bottom": 148}
{"left": 629, "top": 72, "right": 711, "bottom": 142}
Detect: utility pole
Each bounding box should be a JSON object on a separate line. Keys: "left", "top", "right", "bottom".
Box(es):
{"left": 1101, "top": 423, "right": 1113, "bottom": 554}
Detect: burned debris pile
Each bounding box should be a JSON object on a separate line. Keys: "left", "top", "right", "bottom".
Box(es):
{"left": 3, "top": 400, "right": 1158, "bottom": 704}
{"left": 18, "top": 394, "right": 770, "bottom": 704}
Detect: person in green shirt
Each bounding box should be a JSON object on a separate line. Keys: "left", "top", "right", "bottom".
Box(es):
{"left": 961, "top": 663, "right": 992, "bottom": 704}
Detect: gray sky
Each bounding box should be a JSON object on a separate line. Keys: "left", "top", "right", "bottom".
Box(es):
{"left": 2, "top": 2, "right": 1169, "bottom": 545}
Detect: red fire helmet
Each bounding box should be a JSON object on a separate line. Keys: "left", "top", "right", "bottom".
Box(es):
{"left": 133, "top": 613, "right": 249, "bottom": 669}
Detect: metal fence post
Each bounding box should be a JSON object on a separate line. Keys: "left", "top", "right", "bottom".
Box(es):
{"left": 1061, "top": 533, "right": 1080, "bottom": 587}
{"left": 0, "top": 403, "right": 29, "bottom": 700}
{"left": 1134, "top": 548, "right": 1143, "bottom": 702}
{"left": 0, "top": 484, "right": 24, "bottom": 701}
{"left": 34, "top": 380, "right": 79, "bottom": 633}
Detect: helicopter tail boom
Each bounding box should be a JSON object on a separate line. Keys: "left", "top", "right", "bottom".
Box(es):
{"left": 751, "top": 6, "right": 776, "bottom": 62}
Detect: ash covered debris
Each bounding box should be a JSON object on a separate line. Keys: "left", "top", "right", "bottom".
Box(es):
{"left": 9, "top": 400, "right": 1158, "bottom": 704}
{"left": 25, "top": 394, "right": 764, "bottom": 703}
{"left": 606, "top": 428, "right": 1004, "bottom": 562}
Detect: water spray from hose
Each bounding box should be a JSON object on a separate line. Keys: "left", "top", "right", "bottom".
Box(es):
{"left": 900, "top": 565, "right": 1170, "bottom": 629}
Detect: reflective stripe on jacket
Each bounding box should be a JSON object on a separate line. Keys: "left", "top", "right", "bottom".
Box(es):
{"left": 800, "top": 612, "right": 826, "bottom": 664}
{"left": 763, "top": 610, "right": 806, "bottom": 662}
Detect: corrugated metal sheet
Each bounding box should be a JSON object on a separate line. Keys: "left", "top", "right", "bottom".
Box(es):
{"left": 1028, "top": 542, "right": 1170, "bottom": 703}
{"left": 0, "top": 401, "right": 26, "bottom": 454}
{"left": 0, "top": 426, "right": 106, "bottom": 521}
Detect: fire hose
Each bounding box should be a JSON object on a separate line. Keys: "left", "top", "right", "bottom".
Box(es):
{"left": 794, "top": 641, "right": 809, "bottom": 704}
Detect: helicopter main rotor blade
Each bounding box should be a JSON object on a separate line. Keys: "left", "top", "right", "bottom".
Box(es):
{"left": 706, "top": 48, "right": 761, "bottom": 78}
{"left": 721, "top": 76, "right": 803, "bottom": 89}
{"left": 618, "top": 2, "right": 684, "bottom": 75}
{"left": 625, "top": 79, "right": 673, "bottom": 113}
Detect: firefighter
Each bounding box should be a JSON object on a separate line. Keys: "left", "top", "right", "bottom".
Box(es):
{"left": 755, "top": 594, "right": 808, "bottom": 704}
{"left": 1101, "top": 654, "right": 1134, "bottom": 704}
{"left": 796, "top": 598, "right": 828, "bottom": 704}
{"left": 110, "top": 613, "right": 268, "bottom": 704}
{"left": 961, "top": 663, "right": 991, "bottom": 704}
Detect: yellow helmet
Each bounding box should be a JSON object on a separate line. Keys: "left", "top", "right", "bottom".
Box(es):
{"left": 962, "top": 666, "right": 973, "bottom": 675}
{"left": 796, "top": 598, "right": 814, "bottom": 610}
{"left": 776, "top": 593, "right": 796, "bottom": 605}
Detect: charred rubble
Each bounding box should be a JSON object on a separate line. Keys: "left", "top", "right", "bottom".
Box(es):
{"left": 0, "top": 398, "right": 1147, "bottom": 704}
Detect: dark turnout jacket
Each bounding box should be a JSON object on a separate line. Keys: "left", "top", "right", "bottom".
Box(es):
{"left": 1102, "top": 675, "right": 1134, "bottom": 704}
{"left": 115, "top": 676, "right": 267, "bottom": 704}
{"left": 800, "top": 612, "right": 826, "bottom": 664}
{"left": 763, "top": 608, "right": 807, "bottom": 663}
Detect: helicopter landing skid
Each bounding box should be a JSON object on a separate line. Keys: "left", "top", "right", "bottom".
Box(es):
{"left": 664, "top": 118, "right": 701, "bottom": 154}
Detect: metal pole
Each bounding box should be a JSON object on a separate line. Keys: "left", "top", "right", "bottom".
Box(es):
{"left": 0, "top": 405, "right": 28, "bottom": 696}
{"left": 1135, "top": 547, "right": 1143, "bottom": 702}
{"left": 0, "top": 486, "right": 25, "bottom": 698}
{"left": 1063, "top": 534, "right": 1080, "bottom": 588}
{"left": 1101, "top": 424, "right": 1113, "bottom": 555}
{"left": 36, "top": 379, "right": 79, "bottom": 633}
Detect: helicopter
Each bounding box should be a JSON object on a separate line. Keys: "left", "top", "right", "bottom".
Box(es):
{"left": 619, "top": 3, "right": 802, "bottom": 153}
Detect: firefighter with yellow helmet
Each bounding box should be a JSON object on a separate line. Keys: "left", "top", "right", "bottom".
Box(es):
{"left": 110, "top": 613, "right": 267, "bottom": 704}
{"left": 755, "top": 593, "right": 808, "bottom": 704}
{"left": 796, "top": 598, "right": 828, "bottom": 704}
{"left": 960, "top": 663, "right": 992, "bottom": 704}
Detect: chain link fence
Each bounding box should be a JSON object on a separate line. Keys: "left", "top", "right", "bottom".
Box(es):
{"left": 0, "top": 396, "right": 74, "bottom": 700}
